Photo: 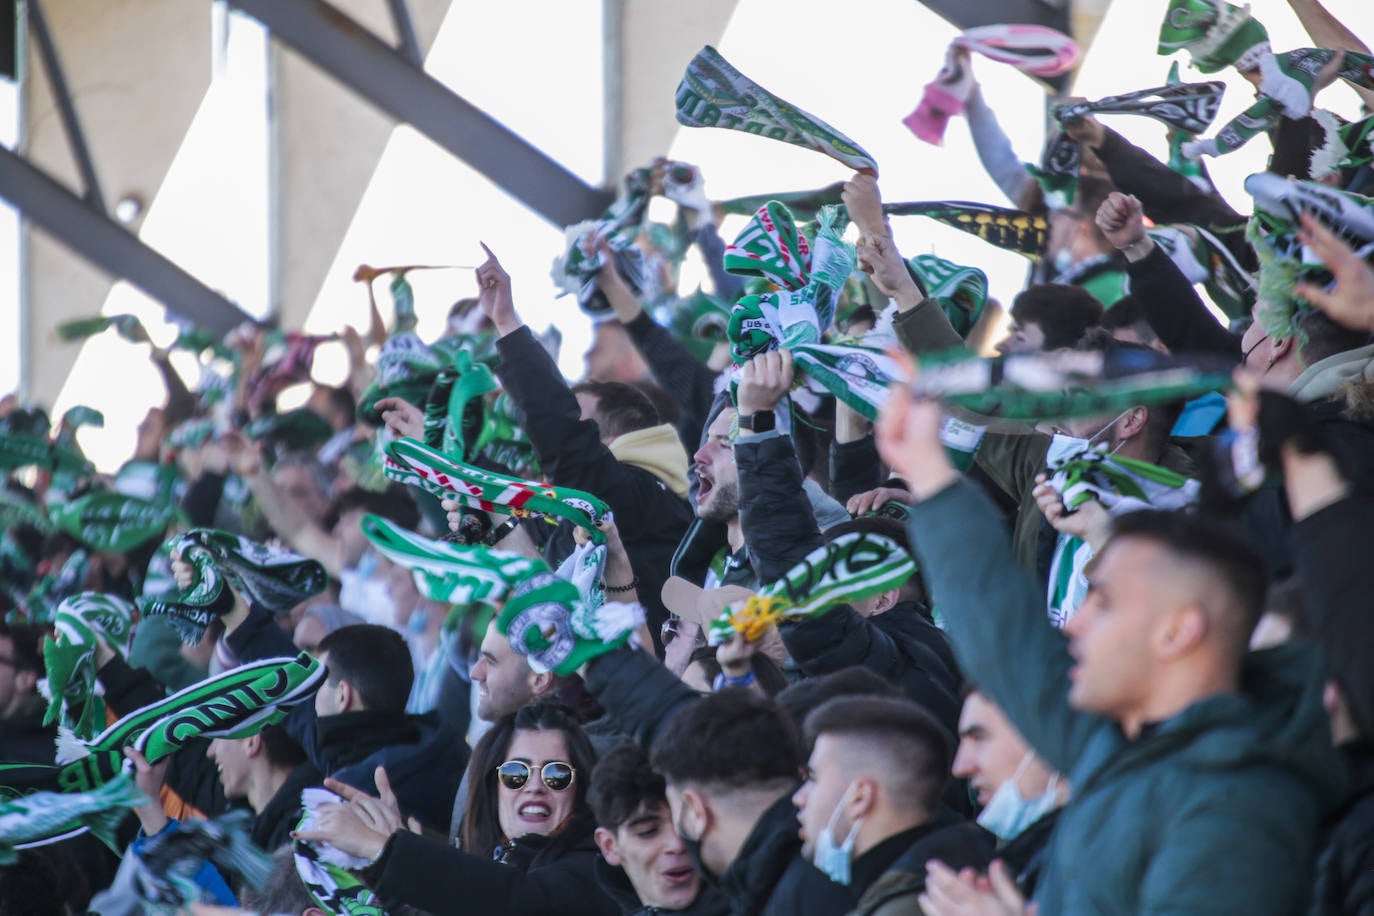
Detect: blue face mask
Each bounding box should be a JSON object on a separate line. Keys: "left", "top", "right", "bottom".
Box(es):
{"left": 406, "top": 606, "right": 430, "bottom": 636}
{"left": 813, "top": 782, "right": 862, "bottom": 886}
{"left": 975, "top": 753, "right": 1061, "bottom": 842}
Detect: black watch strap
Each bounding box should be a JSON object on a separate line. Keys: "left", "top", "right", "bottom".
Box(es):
{"left": 738, "top": 410, "right": 776, "bottom": 433}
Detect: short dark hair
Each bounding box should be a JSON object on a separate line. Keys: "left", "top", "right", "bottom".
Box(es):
{"left": 571, "top": 381, "right": 661, "bottom": 439}
{"left": 324, "top": 485, "right": 419, "bottom": 531}
{"left": 1099, "top": 295, "right": 1159, "bottom": 343}
{"left": 588, "top": 743, "right": 667, "bottom": 831}
{"left": 1010, "top": 284, "right": 1105, "bottom": 350}
{"left": 651, "top": 690, "right": 801, "bottom": 791}
{"left": 1108, "top": 511, "right": 1268, "bottom": 655}
{"left": 1298, "top": 309, "right": 1372, "bottom": 367}
{"left": 0, "top": 623, "right": 44, "bottom": 677}
{"left": 464, "top": 703, "right": 598, "bottom": 855}
{"left": 317, "top": 624, "right": 414, "bottom": 713}
{"left": 258, "top": 724, "right": 308, "bottom": 771}
{"left": 805, "top": 695, "right": 952, "bottom": 817}
{"left": 776, "top": 667, "right": 899, "bottom": 733}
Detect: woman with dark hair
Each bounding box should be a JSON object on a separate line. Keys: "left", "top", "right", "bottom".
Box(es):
{"left": 296, "top": 703, "right": 617, "bottom": 915}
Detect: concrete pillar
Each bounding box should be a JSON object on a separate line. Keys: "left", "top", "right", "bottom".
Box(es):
{"left": 605, "top": 0, "right": 740, "bottom": 181}
{"left": 21, "top": 0, "right": 212, "bottom": 407}
{"left": 271, "top": 0, "right": 452, "bottom": 332}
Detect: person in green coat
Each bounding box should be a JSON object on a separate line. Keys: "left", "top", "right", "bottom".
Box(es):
{"left": 875, "top": 383, "right": 1346, "bottom": 915}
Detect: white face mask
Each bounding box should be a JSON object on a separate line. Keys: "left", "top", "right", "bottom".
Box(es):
{"left": 975, "top": 753, "right": 1060, "bottom": 842}
{"left": 1046, "top": 409, "right": 1132, "bottom": 466}
{"left": 813, "top": 782, "right": 863, "bottom": 886}
{"left": 338, "top": 553, "right": 398, "bottom": 627}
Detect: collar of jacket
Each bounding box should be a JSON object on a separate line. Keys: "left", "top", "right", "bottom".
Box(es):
{"left": 1289, "top": 341, "right": 1374, "bottom": 405}
{"left": 314, "top": 709, "right": 423, "bottom": 771}
{"left": 609, "top": 424, "right": 692, "bottom": 497}
{"left": 717, "top": 791, "right": 802, "bottom": 915}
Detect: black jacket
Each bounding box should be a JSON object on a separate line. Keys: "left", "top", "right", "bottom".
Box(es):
{"left": 847, "top": 814, "right": 995, "bottom": 916}
{"left": 370, "top": 812, "right": 618, "bottom": 915}
{"left": 996, "top": 809, "right": 1060, "bottom": 900}
{"left": 624, "top": 312, "right": 721, "bottom": 456}
{"left": 496, "top": 326, "right": 694, "bottom": 643}
{"left": 595, "top": 855, "right": 731, "bottom": 916}
{"left": 717, "top": 794, "right": 854, "bottom": 916}
{"left": 1311, "top": 743, "right": 1374, "bottom": 916}
{"left": 227, "top": 606, "right": 468, "bottom": 832}
{"left": 0, "top": 696, "right": 61, "bottom": 765}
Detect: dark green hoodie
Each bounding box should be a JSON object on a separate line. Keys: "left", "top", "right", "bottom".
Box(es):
{"left": 908, "top": 481, "right": 1346, "bottom": 914}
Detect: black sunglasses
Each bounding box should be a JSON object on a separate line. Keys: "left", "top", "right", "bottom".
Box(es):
{"left": 496, "top": 760, "right": 576, "bottom": 792}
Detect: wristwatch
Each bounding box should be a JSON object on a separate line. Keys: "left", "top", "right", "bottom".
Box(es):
{"left": 737, "top": 410, "right": 776, "bottom": 433}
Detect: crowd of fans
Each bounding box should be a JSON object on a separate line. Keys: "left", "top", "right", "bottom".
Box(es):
{"left": 1, "top": 0, "right": 1373, "bottom": 913}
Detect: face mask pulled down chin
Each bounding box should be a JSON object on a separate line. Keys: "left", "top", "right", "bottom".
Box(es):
{"left": 976, "top": 753, "right": 1060, "bottom": 842}
{"left": 813, "top": 782, "right": 862, "bottom": 886}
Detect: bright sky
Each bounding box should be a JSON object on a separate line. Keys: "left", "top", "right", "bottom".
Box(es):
{"left": 3, "top": 0, "right": 1373, "bottom": 470}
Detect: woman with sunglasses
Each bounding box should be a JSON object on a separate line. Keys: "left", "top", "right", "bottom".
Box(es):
{"left": 295, "top": 703, "right": 618, "bottom": 915}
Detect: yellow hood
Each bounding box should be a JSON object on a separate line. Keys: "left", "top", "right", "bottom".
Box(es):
{"left": 608, "top": 423, "right": 691, "bottom": 497}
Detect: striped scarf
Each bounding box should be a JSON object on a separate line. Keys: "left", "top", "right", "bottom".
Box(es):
{"left": 0, "top": 771, "right": 145, "bottom": 862}
{"left": 706, "top": 532, "right": 914, "bottom": 645}
{"left": 295, "top": 788, "right": 388, "bottom": 916}
{"left": 42, "top": 593, "right": 137, "bottom": 740}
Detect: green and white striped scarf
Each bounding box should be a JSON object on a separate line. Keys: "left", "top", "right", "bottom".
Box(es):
{"left": 552, "top": 168, "right": 654, "bottom": 316}
{"left": 360, "top": 513, "right": 545, "bottom": 606}
{"left": 295, "top": 788, "right": 388, "bottom": 916}
{"left": 357, "top": 334, "right": 447, "bottom": 426}
{"left": 384, "top": 438, "right": 610, "bottom": 543}
{"left": 0, "top": 771, "right": 146, "bottom": 862}
{"left": 1310, "top": 110, "right": 1374, "bottom": 180}
{"left": 58, "top": 653, "right": 324, "bottom": 767}
{"left": 49, "top": 491, "right": 176, "bottom": 554}
{"left": 676, "top": 46, "right": 877, "bottom": 173}
{"left": 422, "top": 349, "right": 497, "bottom": 463}
{"left": 906, "top": 254, "right": 989, "bottom": 339}
{"left": 138, "top": 529, "right": 328, "bottom": 643}
{"left": 42, "top": 593, "right": 137, "bottom": 740}
{"left": 706, "top": 532, "right": 914, "bottom": 645}
{"left": 1045, "top": 443, "right": 1199, "bottom": 627}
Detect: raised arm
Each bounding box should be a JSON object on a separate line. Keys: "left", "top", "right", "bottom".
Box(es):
{"left": 877, "top": 377, "right": 1101, "bottom": 773}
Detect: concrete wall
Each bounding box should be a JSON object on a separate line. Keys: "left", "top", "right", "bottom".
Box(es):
{"left": 21, "top": 0, "right": 212, "bottom": 406}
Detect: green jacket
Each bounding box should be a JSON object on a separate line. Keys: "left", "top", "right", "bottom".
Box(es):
{"left": 908, "top": 481, "right": 1346, "bottom": 914}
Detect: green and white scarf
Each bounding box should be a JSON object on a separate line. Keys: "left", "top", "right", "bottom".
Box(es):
{"left": 705, "top": 532, "right": 914, "bottom": 645}
{"left": 0, "top": 433, "right": 90, "bottom": 475}
{"left": 1044, "top": 443, "right": 1199, "bottom": 627}
{"left": 473, "top": 391, "right": 538, "bottom": 476}
{"left": 295, "top": 788, "right": 388, "bottom": 916}
{"left": 0, "top": 771, "right": 146, "bottom": 862}
{"left": 1184, "top": 50, "right": 1374, "bottom": 158}
{"left": 552, "top": 167, "right": 654, "bottom": 317}
{"left": 357, "top": 333, "right": 447, "bottom": 425}
{"left": 1244, "top": 173, "right": 1374, "bottom": 341}
{"left": 1157, "top": 0, "right": 1271, "bottom": 74}
{"left": 56, "top": 314, "right": 148, "bottom": 345}
{"left": 1025, "top": 132, "right": 1081, "bottom": 211}
{"left": 665, "top": 288, "right": 733, "bottom": 362}
{"left": 1310, "top": 109, "right": 1374, "bottom": 181}
{"left": 0, "top": 489, "right": 55, "bottom": 536}
{"left": 497, "top": 571, "right": 644, "bottom": 676}
{"left": 49, "top": 491, "right": 176, "bottom": 554}
{"left": 907, "top": 254, "right": 989, "bottom": 338}
{"left": 42, "top": 593, "right": 137, "bottom": 740}
{"left": 676, "top": 46, "right": 877, "bottom": 173}
{"left": 384, "top": 438, "right": 610, "bottom": 543}
{"left": 1054, "top": 78, "right": 1226, "bottom": 135}
{"left": 59, "top": 653, "right": 324, "bottom": 767}
{"left": 912, "top": 348, "right": 1235, "bottom": 423}
{"left": 360, "top": 513, "right": 545, "bottom": 606}
{"left": 138, "top": 529, "right": 328, "bottom": 643}
{"left": 422, "top": 349, "right": 498, "bottom": 463}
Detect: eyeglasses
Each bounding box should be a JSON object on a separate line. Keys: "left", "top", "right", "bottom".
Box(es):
{"left": 661, "top": 619, "right": 706, "bottom": 649}
{"left": 496, "top": 760, "right": 576, "bottom": 792}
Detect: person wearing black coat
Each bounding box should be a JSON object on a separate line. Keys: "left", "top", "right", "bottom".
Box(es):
{"left": 222, "top": 601, "right": 467, "bottom": 833}
{"left": 487, "top": 253, "right": 695, "bottom": 649}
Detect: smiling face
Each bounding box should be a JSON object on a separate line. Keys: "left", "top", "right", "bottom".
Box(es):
{"left": 471, "top": 621, "right": 540, "bottom": 722}
{"left": 598, "top": 801, "right": 700, "bottom": 911}
{"left": 496, "top": 729, "right": 578, "bottom": 842}
{"left": 692, "top": 408, "right": 739, "bottom": 523}
{"left": 206, "top": 736, "right": 254, "bottom": 800}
